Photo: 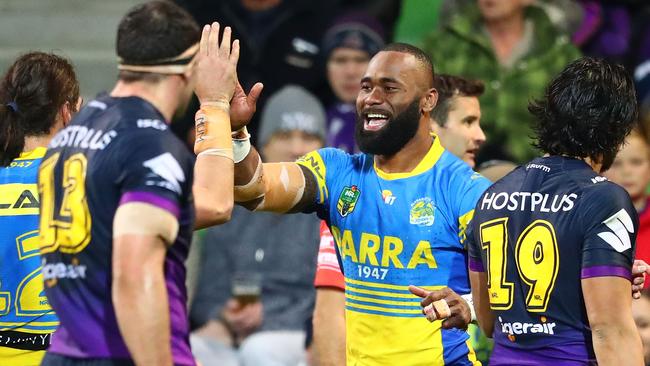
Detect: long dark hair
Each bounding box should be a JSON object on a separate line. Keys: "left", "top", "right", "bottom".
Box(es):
{"left": 0, "top": 52, "right": 79, "bottom": 166}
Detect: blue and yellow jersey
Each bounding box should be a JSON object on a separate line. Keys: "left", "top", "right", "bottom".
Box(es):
{"left": 0, "top": 147, "right": 57, "bottom": 365}
{"left": 297, "top": 137, "right": 491, "bottom": 366}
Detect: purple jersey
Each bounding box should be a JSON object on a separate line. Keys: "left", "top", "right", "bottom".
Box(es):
{"left": 39, "top": 95, "right": 195, "bottom": 365}
{"left": 467, "top": 156, "right": 637, "bottom": 365}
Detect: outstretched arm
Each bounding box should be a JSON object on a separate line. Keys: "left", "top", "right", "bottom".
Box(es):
{"left": 232, "top": 140, "right": 319, "bottom": 213}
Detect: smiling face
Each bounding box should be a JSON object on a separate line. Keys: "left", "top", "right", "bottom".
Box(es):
{"left": 354, "top": 50, "right": 434, "bottom": 155}
{"left": 431, "top": 96, "right": 485, "bottom": 167}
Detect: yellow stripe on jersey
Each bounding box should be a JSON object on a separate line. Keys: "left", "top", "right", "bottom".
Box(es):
{"left": 0, "top": 347, "right": 46, "bottom": 366}
{"left": 374, "top": 135, "right": 445, "bottom": 180}
{"left": 296, "top": 151, "right": 328, "bottom": 203}
{"left": 15, "top": 147, "right": 47, "bottom": 161}
{"left": 458, "top": 209, "right": 476, "bottom": 245}
{"left": 346, "top": 310, "right": 445, "bottom": 366}
{"left": 0, "top": 184, "right": 39, "bottom": 216}
{"left": 345, "top": 277, "right": 442, "bottom": 291}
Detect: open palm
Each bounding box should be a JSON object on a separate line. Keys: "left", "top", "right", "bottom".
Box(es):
{"left": 230, "top": 81, "right": 263, "bottom": 131}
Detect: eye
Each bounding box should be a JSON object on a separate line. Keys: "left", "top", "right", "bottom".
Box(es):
{"left": 360, "top": 83, "right": 372, "bottom": 91}
{"left": 384, "top": 86, "right": 397, "bottom": 92}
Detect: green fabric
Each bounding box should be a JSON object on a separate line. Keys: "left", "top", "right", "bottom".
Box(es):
{"left": 393, "top": 0, "right": 443, "bottom": 46}
{"left": 423, "top": 5, "right": 581, "bottom": 163}
{"left": 468, "top": 323, "right": 493, "bottom": 365}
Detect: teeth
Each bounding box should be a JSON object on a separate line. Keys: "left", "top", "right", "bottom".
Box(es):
{"left": 367, "top": 113, "right": 388, "bottom": 119}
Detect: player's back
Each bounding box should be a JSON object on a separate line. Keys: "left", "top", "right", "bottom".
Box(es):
{"left": 468, "top": 156, "right": 637, "bottom": 365}
{"left": 0, "top": 147, "right": 57, "bottom": 364}
{"left": 39, "top": 94, "right": 196, "bottom": 364}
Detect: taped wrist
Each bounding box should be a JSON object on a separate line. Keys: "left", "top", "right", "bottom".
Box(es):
{"left": 461, "top": 294, "right": 477, "bottom": 322}
{"left": 234, "top": 157, "right": 264, "bottom": 202}
{"left": 232, "top": 127, "right": 251, "bottom": 164}
{"left": 194, "top": 104, "right": 232, "bottom": 157}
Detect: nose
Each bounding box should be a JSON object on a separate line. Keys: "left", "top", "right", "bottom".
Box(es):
{"left": 473, "top": 124, "right": 486, "bottom": 146}
{"left": 363, "top": 86, "right": 383, "bottom": 106}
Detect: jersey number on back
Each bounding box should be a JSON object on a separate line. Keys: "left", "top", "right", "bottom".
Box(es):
{"left": 38, "top": 153, "right": 92, "bottom": 254}
{"left": 480, "top": 218, "right": 560, "bottom": 312}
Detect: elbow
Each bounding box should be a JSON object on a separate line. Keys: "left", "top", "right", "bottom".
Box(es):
{"left": 196, "top": 200, "right": 233, "bottom": 225}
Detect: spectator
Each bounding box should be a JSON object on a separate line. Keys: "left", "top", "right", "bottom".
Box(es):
{"left": 173, "top": 0, "right": 334, "bottom": 142}
{"left": 322, "top": 12, "right": 385, "bottom": 152}
{"left": 190, "top": 85, "right": 324, "bottom": 366}
{"left": 423, "top": 0, "right": 580, "bottom": 164}
{"left": 604, "top": 129, "right": 650, "bottom": 284}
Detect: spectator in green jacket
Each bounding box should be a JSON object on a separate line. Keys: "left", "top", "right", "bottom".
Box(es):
{"left": 423, "top": 0, "right": 581, "bottom": 164}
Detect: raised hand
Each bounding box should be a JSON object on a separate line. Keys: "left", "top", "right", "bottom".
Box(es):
{"left": 194, "top": 22, "right": 239, "bottom": 106}
{"left": 230, "top": 81, "right": 263, "bottom": 132}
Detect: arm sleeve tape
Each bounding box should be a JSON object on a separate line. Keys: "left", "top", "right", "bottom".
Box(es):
{"left": 113, "top": 202, "right": 179, "bottom": 245}
{"left": 194, "top": 106, "right": 231, "bottom": 154}
{"left": 461, "top": 293, "right": 477, "bottom": 322}
{"left": 235, "top": 160, "right": 306, "bottom": 213}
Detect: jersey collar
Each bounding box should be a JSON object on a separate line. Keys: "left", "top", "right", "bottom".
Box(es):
{"left": 373, "top": 134, "right": 445, "bottom": 180}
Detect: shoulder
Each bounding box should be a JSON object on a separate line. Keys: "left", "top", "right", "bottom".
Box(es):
{"left": 296, "top": 147, "right": 363, "bottom": 174}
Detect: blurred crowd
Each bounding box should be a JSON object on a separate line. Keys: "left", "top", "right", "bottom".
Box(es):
{"left": 163, "top": 1, "right": 650, "bottom": 366}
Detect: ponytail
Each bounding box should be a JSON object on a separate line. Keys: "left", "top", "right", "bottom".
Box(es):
{"left": 0, "top": 103, "right": 26, "bottom": 166}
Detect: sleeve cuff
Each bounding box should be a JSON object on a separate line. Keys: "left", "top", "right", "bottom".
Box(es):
{"left": 120, "top": 191, "right": 180, "bottom": 218}
{"left": 468, "top": 257, "right": 485, "bottom": 272}
{"left": 581, "top": 265, "right": 631, "bottom": 281}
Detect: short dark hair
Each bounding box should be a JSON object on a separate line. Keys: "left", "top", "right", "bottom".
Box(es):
{"left": 0, "top": 52, "right": 79, "bottom": 166}
{"left": 431, "top": 74, "right": 484, "bottom": 126}
{"left": 116, "top": 0, "right": 200, "bottom": 82}
{"left": 381, "top": 43, "right": 434, "bottom": 88}
{"left": 530, "top": 57, "right": 638, "bottom": 169}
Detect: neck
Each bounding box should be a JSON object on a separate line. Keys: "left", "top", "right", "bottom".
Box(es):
{"left": 485, "top": 12, "right": 525, "bottom": 37}
{"left": 634, "top": 196, "right": 648, "bottom": 212}
{"left": 23, "top": 135, "right": 53, "bottom": 152}
{"left": 374, "top": 122, "right": 432, "bottom": 173}
{"left": 110, "top": 80, "right": 178, "bottom": 122}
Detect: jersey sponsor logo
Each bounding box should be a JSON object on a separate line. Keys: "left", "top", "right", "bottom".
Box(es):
{"left": 49, "top": 126, "right": 117, "bottom": 150}
{"left": 296, "top": 151, "right": 327, "bottom": 203}
{"left": 481, "top": 192, "right": 577, "bottom": 213}
{"left": 591, "top": 176, "right": 608, "bottom": 184}
{"left": 526, "top": 163, "right": 551, "bottom": 173}
{"left": 331, "top": 226, "right": 438, "bottom": 269}
{"left": 7, "top": 160, "right": 35, "bottom": 169}
{"left": 499, "top": 316, "right": 557, "bottom": 337}
{"left": 42, "top": 260, "right": 88, "bottom": 284}
{"left": 409, "top": 197, "right": 435, "bottom": 226}
{"left": 0, "top": 184, "right": 39, "bottom": 216}
{"left": 137, "top": 118, "right": 167, "bottom": 131}
{"left": 597, "top": 208, "right": 634, "bottom": 252}
{"left": 143, "top": 153, "right": 186, "bottom": 194}
{"left": 381, "top": 190, "right": 396, "bottom": 205}
{"left": 337, "top": 185, "right": 360, "bottom": 217}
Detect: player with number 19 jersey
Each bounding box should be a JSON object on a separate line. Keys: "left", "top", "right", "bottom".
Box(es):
{"left": 297, "top": 136, "right": 491, "bottom": 365}
{"left": 467, "top": 156, "right": 638, "bottom": 365}
{"left": 38, "top": 94, "right": 196, "bottom": 365}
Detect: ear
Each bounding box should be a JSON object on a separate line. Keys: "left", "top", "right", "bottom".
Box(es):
{"left": 60, "top": 101, "right": 74, "bottom": 126}
{"left": 422, "top": 88, "right": 438, "bottom": 114}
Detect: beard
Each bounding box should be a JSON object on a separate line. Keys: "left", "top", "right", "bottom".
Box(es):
{"left": 355, "top": 99, "right": 421, "bottom": 156}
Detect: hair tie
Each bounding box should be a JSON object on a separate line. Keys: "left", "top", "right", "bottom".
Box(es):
{"left": 6, "top": 101, "right": 18, "bottom": 113}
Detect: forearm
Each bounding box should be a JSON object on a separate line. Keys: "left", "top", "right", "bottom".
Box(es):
{"left": 469, "top": 271, "right": 494, "bottom": 337}
{"left": 194, "top": 154, "right": 234, "bottom": 229}
{"left": 312, "top": 289, "right": 346, "bottom": 366}
{"left": 113, "top": 236, "right": 172, "bottom": 366}
{"left": 591, "top": 321, "right": 643, "bottom": 366}
{"left": 192, "top": 105, "right": 234, "bottom": 229}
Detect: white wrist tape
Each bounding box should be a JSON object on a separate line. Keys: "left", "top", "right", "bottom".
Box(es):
{"left": 461, "top": 294, "right": 477, "bottom": 322}
{"left": 232, "top": 127, "right": 251, "bottom": 164}
{"left": 197, "top": 147, "right": 234, "bottom": 161}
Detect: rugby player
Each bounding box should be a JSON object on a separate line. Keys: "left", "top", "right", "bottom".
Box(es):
{"left": 38, "top": 2, "right": 247, "bottom": 365}
{"left": 312, "top": 73, "right": 489, "bottom": 365}
{"left": 231, "top": 43, "right": 491, "bottom": 365}
{"left": 0, "top": 52, "right": 80, "bottom": 366}
{"left": 467, "top": 57, "right": 644, "bottom": 365}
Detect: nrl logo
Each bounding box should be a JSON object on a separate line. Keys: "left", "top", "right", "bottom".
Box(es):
{"left": 410, "top": 197, "right": 435, "bottom": 226}
{"left": 337, "top": 185, "right": 360, "bottom": 217}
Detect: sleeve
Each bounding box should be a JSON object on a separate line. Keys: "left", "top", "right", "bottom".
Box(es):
{"left": 580, "top": 184, "right": 639, "bottom": 281}
{"left": 466, "top": 219, "right": 485, "bottom": 273}
{"left": 114, "top": 130, "right": 192, "bottom": 219}
{"left": 296, "top": 147, "right": 348, "bottom": 209}
{"left": 313, "top": 221, "right": 345, "bottom": 290}
{"left": 455, "top": 171, "right": 492, "bottom": 247}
